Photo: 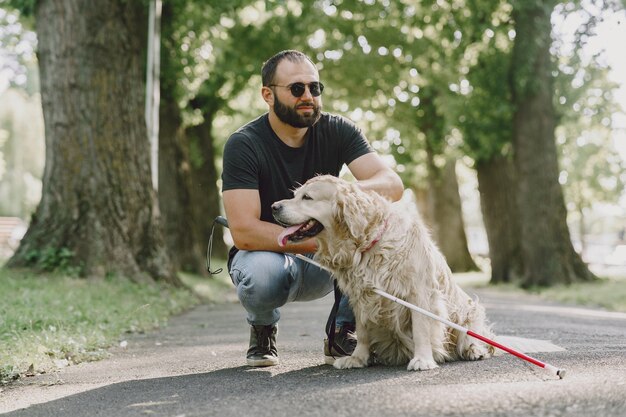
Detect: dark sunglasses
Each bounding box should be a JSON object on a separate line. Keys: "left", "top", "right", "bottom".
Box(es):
{"left": 269, "top": 81, "right": 324, "bottom": 97}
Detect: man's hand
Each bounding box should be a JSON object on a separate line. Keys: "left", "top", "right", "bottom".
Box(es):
{"left": 348, "top": 153, "right": 404, "bottom": 202}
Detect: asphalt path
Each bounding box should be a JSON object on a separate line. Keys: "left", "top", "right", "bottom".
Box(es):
{"left": 1, "top": 286, "right": 625, "bottom": 417}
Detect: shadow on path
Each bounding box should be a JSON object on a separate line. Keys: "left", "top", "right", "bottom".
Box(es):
{"left": 3, "top": 363, "right": 410, "bottom": 417}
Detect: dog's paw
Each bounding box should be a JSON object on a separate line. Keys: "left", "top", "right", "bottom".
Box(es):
{"left": 333, "top": 355, "right": 369, "bottom": 369}
{"left": 464, "top": 343, "right": 492, "bottom": 361}
{"left": 407, "top": 356, "right": 439, "bottom": 371}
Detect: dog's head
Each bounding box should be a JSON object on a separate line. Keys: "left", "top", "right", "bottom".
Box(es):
{"left": 272, "top": 175, "right": 387, "bottom": 249}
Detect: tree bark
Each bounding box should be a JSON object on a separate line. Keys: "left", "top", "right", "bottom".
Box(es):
{"left": 424, "top": 147, "right": 478, "bottom": 272}
{"left": 510, "top": 1, "right": 595, "bottom": 287}
{"left": 158, "top": 97, "right": 206, "bottom": 274}
{"left": 8, "top": 0, "right": 178, "bottom": 284}
{"left": 475, "top": 155, "right": 524, "bottom": 283}
{"left": 415, "top": 88, "right": 477, "bottom": 273}
{"left": 187, "top": 111, "right": 227, "bottom": 261}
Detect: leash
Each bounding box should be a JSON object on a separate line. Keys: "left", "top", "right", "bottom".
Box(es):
{"left": 327, "top": 220, "right": 387, "bottom": 355}
{"left": 206, "top": 216, "right": 229, "bottom": 275}
{"left": 325, "top": 280, "right": 350, "bottom": 358}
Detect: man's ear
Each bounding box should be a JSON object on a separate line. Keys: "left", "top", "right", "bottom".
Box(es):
{"left": 261, "top": 86, "right": 274, "bottom": 106}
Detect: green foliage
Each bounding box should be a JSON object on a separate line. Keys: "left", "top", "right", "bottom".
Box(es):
{"left": 551, "top": 5, "right": 626, "bottom": 215}
{"left": 1, "top": 0, "right": 35, "bottom": 25}
{"left": 455, "top": 2, "right": 515, "bottom": 163}
{"left": 24, "top": 247, "right": 81, "bottom": 275}
{"left": 298, "top": 1, "right": 455, "bottom": 184}
{"left": 460, "top": 48, "right": 514, "bottom": 163}
{"left": 0, "top": 268, "right": 200, "bottom": 384}
{"left": 457, "top": 0, "right": 624, "bottom": 213}
{"left": 161, "top": 0, "right": 332, "bottom": 153}
{"left": 1, "top": 0, "right": 34, "bottom": 14}
{"left": 2, "top": 0, "right": 625, "bottom": 283}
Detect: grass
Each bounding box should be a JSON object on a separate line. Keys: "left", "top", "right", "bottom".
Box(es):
{"left": 533, "top": 278, "right": 626, "bottom": 312}
{"left": 455, "top": 271, "right": 626, "bottom": 312}
{"left": 177, "top": 259, "right": 237, "bottom": 303}
{"left": 0, "top": 259, "right": 234, "bottom": 385}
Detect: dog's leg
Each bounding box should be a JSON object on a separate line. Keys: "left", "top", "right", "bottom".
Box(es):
{"left": 456, "top": 300, "right": 494, "bottom": 361}
{"left": 407, "top": 310, "right": 438, "bottom": 371}
{"left": 430, "top": 293, "right": 449, "bottom": 364}
{"left": 333, "top": 320, "right": 371, "bottom": 369}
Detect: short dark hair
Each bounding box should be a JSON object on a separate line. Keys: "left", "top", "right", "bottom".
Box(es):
{"left": 261, "top": 50, "right": 316, "bottom": 86}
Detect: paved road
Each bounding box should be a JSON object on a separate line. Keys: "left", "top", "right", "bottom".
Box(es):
{"left": 1, "top": 287, "right": 625, "bottom": 417}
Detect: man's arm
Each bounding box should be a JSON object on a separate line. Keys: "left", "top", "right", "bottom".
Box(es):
{"left": 347, "top": 153, "right": 404, "bottom": 202}
{"left": 222, "top": 188, "right": 318, "bottom": 253}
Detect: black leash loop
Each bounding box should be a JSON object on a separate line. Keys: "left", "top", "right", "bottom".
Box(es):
{"left": 206, "top": 216, "right": 229, "bottom": 275}
{"left": 325, "top": 280, "right": 348, "bottom": 357}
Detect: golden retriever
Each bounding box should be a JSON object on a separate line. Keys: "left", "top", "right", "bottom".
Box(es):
{"left": 272, "top": 175, "right": 495, "bottom": 371}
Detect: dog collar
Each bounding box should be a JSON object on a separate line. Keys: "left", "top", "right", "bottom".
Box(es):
{"left": 362, "top": 219, "right": 388, "bottom": 252}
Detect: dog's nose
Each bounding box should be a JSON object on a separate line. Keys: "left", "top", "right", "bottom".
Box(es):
{"left": 271, "top": 202, "right": 282, "bottom": 213}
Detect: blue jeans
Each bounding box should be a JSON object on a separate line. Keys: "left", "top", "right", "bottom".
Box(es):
{"left": 229, "top": 250, "right": 354, "bottom": 327}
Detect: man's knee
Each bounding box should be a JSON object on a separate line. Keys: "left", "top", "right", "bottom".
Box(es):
{"left": 230, "top": 251, "right": 294, "bottom": 308}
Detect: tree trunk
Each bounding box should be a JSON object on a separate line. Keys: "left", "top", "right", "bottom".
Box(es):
{"left": 424, "top": 149, "right": 478, "bottom": 272}
{"left": 8, "top": 0, "right": 178, "bottom": 284}
{"left": 416, "top": 88, "right": 477, "bottom": 273}
{"left": 157, "top": 2, "right": 207, "bottom": 275}
{"left": 475, "top": 155, "right": 524, "bottom": 283}
{"left": 188, "top": 111, "right": 227, "bottom": 261}
{"left": 158, "top": 98, "right": 206, "bottom": 274}
{"left": 510, "top": 1, "right": 595, "bottom": 287}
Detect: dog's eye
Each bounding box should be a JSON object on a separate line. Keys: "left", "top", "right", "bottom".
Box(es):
{"left": 302, "top": 194, "right": 313, "bottom": 200}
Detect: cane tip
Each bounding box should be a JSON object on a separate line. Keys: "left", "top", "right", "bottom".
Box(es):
{"left": 556, "top": 369, "right": 566, "bottom": 379}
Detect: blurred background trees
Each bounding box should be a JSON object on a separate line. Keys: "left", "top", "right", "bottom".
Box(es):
{"left": 1, "top": 0, "right": 624, "bottom": 287}
{"left": 0, "top": 7, "right": 42, "bottom": 218}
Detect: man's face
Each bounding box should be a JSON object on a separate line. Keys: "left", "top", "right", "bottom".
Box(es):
{"left": 272, "top": 90, "right": 321, "bottom": 128}
{"left": 268, "top": 59, "right": 322, "bottom": 128}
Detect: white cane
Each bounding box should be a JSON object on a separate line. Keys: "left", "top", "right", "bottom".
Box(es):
{"left": 295, "top": 253, "right": 566, "bottom": 379}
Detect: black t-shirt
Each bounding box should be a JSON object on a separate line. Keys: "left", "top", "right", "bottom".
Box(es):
{"left": 222, "top": 112, "right": 374, "bottom": 224}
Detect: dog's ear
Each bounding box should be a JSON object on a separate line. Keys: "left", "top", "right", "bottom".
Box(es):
{"left": 332, "top": 184, "right": 373, "bottom": 241}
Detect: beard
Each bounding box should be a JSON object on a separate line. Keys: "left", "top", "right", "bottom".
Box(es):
{"left": 273, "top": 94, "right": 321, "bottom": 128}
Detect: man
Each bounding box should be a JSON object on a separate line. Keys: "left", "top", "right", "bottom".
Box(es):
{"left": 222, "top": 50, "right": 403, "bottom": 367}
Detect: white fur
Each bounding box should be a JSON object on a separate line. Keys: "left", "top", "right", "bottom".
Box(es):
{"left": 274, "top": 175, "right": 495, "bottom": 370}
